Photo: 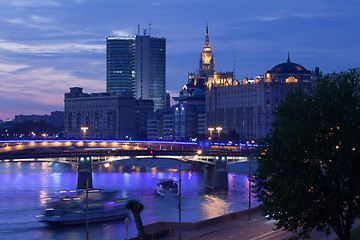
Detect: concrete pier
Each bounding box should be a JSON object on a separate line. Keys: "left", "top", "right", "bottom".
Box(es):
{"left": 203, "top": 156, "right": 228, "bottom": 189}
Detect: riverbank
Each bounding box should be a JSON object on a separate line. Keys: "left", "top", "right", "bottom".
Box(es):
{"left": 134, "top": 207, "right": 263, "bottom": 239}
{"left": 139, "top": 208, "right": 360, "bottom": 240}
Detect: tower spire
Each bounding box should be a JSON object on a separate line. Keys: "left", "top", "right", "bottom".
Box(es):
{"left": 199, "top": 24, "right": 215, "bottom": 77}
{"left": 287, "top": 51, "right": 290, "bottom": 63}
{"left": 205, "top": 23, "right": 210, "bottom": 48}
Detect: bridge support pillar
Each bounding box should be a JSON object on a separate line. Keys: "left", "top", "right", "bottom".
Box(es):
{"left": 203, "top": 156, "right": 228, "bottom": 190}
{"left": 77, "top": 156, "right": 93, "bottom": 189}
{"left": 204, "top": 164, "right": 215, "bottom": 188}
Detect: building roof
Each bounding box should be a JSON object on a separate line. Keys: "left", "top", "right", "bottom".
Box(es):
{"left": 191, "top": 88, "right": 205, "bottom": 98}
{"left": 267, "top": 54, "right": 310, "bottom": 74}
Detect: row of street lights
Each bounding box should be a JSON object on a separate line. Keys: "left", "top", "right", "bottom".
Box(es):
{"left": 208, "top": 127, "right": 222, "bottom": 147}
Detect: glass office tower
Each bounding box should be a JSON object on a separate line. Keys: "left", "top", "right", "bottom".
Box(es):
{"left": 106, "top": 37, "right": 135, "bottom": 94}
{"left": 106, "top": 34, "right": 166, "bottom": 111}
{"left": 135, "top": 35, "right": 166, "bottom": 111}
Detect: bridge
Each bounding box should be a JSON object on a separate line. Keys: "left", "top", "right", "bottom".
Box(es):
{"left": 0, "top": 139, "right": 257, "bottom": 189}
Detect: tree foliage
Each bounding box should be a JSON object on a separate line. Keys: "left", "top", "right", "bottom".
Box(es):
{"left": 253, "top": 71, "right": 360, "bottom": 240}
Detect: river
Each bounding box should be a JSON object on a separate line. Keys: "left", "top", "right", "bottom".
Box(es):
{"left": 0, "top": 158, "right": 258, "bottom": 240}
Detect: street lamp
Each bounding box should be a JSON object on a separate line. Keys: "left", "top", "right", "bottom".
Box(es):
{"left": 248, "top": 157, "right": 251, "bottom": 220}
{"left": 81, "top": 126, "right": 88, "bottom": 148}
{"left": 178, "top": 158, "right": 182, "bottom": 240}
{"left": 42, "top": 133, "right": 48, "bottom": 141}
{"left": 208, "top": 127, "right": 214, "bottom": 142}
{"left": 216, "top": 127, "right": 222, "bottom": 148}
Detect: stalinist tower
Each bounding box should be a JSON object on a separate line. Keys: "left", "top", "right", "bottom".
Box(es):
{"left": 199, "top": 25, "right": 215, "bottom": 78}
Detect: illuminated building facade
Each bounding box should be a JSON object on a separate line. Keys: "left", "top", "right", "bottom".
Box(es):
{"left": 106, "top": 30, "right": 166, "bottom": 111}
{"left": 199, "top": 25, "right": 215, "bottom": 78}
{"left": 206, "top": 56, "right": 321, "bottom": 141}
{"left": 64, "top": 87, "right": 136, "bottom": 139}
{"left": 170, "top": 26, "right": 231, "bottom": 140}
{"left": 145, "top": 26, "right": 230, "bottom": 140}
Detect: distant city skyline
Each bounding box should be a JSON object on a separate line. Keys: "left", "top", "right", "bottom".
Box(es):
{"left": 0, "top": 0, "right": 360, "bottom": 120}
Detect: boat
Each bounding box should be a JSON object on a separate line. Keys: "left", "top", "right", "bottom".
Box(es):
{"left": 154, "top": 179, "right": 178, "bottom": 196}
{"left": 37, "top": 189, "right": 129, "bottom": 226}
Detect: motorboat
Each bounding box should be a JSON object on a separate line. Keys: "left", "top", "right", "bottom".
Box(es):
{"left": 37, "top": 189, "right": 129, "bottom": 226}
{"left": 154, "top": 179, "right": 178, "bottom": 196}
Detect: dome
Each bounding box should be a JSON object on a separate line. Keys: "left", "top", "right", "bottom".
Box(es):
{"left": 191, "top": 88, "right": 205, "bottom": 98}
{"left": 268, "top": 55, "right": 310, "bottom": 74}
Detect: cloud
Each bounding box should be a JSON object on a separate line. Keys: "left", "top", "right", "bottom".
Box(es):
{"left": 0, "top": 0, "right": 60, "bottom": 7}
{"left": 0, "top": 0, "right": 61, "bottom": 7}
{"left": 2, "top": 16, "right": 64, "bottom": 32}
{"left": 253, "top": 10, "right": 340, "bottom": 22}
{"left": 111, "top": 30, "right": 133, "bottom": 37}
{"left": 151, "top": 2, "right": 162, "bottom": 6}
{"left": 2, "top": 18, "right": 25, "bottom": 24}
{"left": 0, "top": 39, "right": 104, "bottom": 54}
{"left": 0, "top": 63, "right": 29, "bottom": 72}
{"left": 29, "top": 15, "right": 53, "bottom": 23}
{"left": 0, "top": 67, "right": 104, "bottom": 107}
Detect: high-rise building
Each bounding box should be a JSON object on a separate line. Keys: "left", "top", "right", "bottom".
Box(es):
{"left": 106, "top": 30, "right": 166, "bottom": 111}
{"left": 106, "top": 37, "right": 135, "bottom": 94}
{"left": 135, "top": 35, "right": 166, "bottom": 111}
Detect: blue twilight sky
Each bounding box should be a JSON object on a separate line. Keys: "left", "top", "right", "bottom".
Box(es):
{"left": 0, "top": 0, "right": 359, "bottom": 120}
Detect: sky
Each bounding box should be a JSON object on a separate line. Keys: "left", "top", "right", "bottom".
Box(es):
{"left": 0, "top": 0, "right": 360, "bottom": 120}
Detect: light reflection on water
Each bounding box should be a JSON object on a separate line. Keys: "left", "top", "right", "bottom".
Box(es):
{"left": 201, "top": 194, "right": 230, "bottom": 219}
{"left": 0, "top": 159, "right": 258, "bottom": 240}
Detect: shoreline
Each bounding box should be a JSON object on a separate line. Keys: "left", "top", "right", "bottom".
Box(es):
{"left": 130, "top": 207, "right": 262, "bottom": 239}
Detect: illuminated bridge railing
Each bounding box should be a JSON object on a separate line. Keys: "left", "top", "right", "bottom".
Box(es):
{"left": 0, "top": 139, "right": 199, "bottom": 145}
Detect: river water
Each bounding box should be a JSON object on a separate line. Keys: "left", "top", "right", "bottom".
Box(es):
{"left": 0, "top": 158, "right": 258, "bottom": 240}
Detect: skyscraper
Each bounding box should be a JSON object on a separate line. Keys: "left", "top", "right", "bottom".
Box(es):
{"left": 106, "top": 30, "right": 166, "bottom": 111}
{"left": 135, "top": 35, "right": 166, "bottom": 111}
{"left": 106, "top": 37, "right": 135, "bottom": 94}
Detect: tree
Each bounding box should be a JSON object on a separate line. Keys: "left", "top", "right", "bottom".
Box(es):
{"left": 125, "top": 199, "right": 148, "bottom": 240}
{"left": 252, "top": 71, "right": 360, "bottom": 240}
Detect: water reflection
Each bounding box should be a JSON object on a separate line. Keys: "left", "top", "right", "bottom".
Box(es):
{"left": 0, "top": 159, "right": 258, "bottom": 240}
{"left": 201, "top": 194, "right": 230, "bottom": 219}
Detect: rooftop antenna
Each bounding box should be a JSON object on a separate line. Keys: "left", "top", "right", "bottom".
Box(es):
{"left": 149, "top": 19, "right": 151, "bottom": 36}
{"left": 143, "top": 28, "right": 147, "bottom": 36}
{"left": 233, "top": 51, "right": 236, "bottom": 81}
{"left": 137, "top": 24, "right": 140, "bottom": 35}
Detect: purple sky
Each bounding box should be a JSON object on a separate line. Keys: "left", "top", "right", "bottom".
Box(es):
{"left": 1, "top": 0, "right": 359, "bottom": 120}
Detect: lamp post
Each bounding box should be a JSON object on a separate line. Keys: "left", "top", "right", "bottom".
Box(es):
{"left": 248, "top": 157, "right": 251, "bottom": 220}
{"left": 216, "top": 127, "right": 222, "bottom": 148}
{"left": 81, "top": 126, "right": 88, "bottom": 148}
{"left": 81, "top": 126, "right": 89, "bottom": 240}
{"left": 86, "top": 171, "right": 89, "bottom": 240}
{"left": 42, "top": 133, "right": 48, "bottom": 141}
{"left": 178, "top": 158, "right": 182, "bottom": 240}
{"left": 208, "top": 127, "right": 214, "bottom": 142}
